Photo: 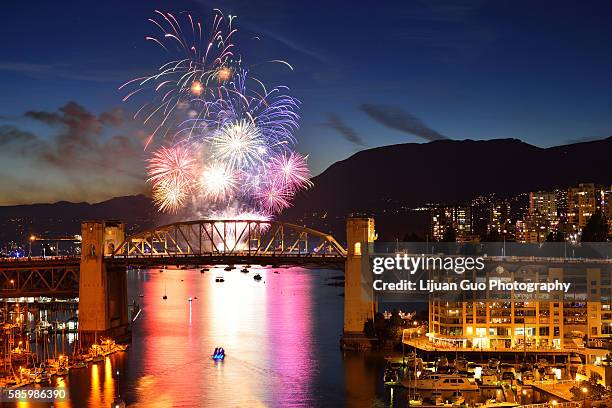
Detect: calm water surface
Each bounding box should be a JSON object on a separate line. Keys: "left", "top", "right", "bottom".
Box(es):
{"left": 13, "top": 267, "right": 396, "bottom": 407}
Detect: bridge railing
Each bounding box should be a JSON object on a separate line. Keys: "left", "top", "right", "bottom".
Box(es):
{"left": 110, "top": 220, "right": 347, "bottom": 259}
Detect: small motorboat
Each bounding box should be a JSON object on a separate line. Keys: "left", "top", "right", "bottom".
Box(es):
{"left": 215, "top": 277, "right": 225, "bottom": 283}
{"left": 139, "top": 294, "right": 144, "bottom": 298}
{"left": 188, "top": 297, "right": 193, "bottom": 302}
{"left": 212, "top": 347, "right": 225, "bottom": 361}
{"left": 383, "top": 368, "right": 399, "bottom": 385}
{"left": 224, "top": 265, "right": 234, "bottom": 271}
{"left": 273, "top": 271, "right": 280, "bottom": 274}
{"left": 253, "top": 273, "right": 262, "bottom": 281}
{"left": 111, "top": 397, "right": 127, "bottom": 408}
{"left": 162, "top": 295, "right": 167, "bottom": 300}
{"left": 159, "top": 269, "right": 164, "bottom": 273}
{"left": 240, "top": 268, "right": 249, "bottom": 273}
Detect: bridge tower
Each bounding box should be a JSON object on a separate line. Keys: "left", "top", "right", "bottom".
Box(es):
{"left": 78, "top": 220, "right": 129, "bottom": 339}
{"left": 343, "top": 217, "right": 377, "bottom": 340}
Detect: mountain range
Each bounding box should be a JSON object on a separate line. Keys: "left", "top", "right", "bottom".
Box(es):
{"left": 1, "top": 137, "right": 610, "bottom": 243}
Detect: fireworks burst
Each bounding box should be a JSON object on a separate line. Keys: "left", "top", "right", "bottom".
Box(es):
{"left": 269, "top": 152, "right": 313, "bottom": 193}
{"left": 211, "top": 119, "right": 267, "bottom": 170}
{"left": 257, "top": 181, "right": 292, "bottom": 214}
{"left": 199, "top": 162, "right": 237, "bottom": 201}
{"left": 147, "top": 145, "right": 196, "bottom": 213}
{"left": 123, "top": 10, "right": 312, "bottom": 218}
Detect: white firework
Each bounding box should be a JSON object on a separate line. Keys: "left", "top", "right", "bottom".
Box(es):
{"left": 211, "top": 119, "right": 267, "bottom": 170}
{"left": 199, "top": 162, "right": 237, "bottom": 201}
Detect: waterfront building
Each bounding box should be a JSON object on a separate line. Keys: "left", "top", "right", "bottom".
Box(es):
{"left": 427, "top": 262, "right": 609, "bottom": 350}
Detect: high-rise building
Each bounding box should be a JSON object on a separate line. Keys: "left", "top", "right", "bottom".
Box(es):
{"left": 526, "top": 191, "right": 559, "bottom": 241}
{"left": 530, "top": 191, "right": 557, "bottom": 219}
{"left": 431, "top": 206, "right": 472, "bottom": 241}
{"left": 567, "top": 184, "right": 611, "bottom": 237}
{"left": 489, "top": 201, "right": 511, "bottom": 235}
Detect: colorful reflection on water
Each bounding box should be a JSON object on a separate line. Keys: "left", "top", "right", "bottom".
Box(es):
{"left": 6, "top": 267, "right": 391, "bottom": 407}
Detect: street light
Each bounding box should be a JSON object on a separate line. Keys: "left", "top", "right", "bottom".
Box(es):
{"left": 29, "top": 235, "right": 36, "bottom": 257}
{"left": 582, "top": 387, "right": 588, "bottom": 406}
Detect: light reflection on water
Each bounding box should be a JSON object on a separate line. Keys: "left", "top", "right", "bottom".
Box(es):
{"left": 9, "top": 267, "right": 391, "bottom": 407}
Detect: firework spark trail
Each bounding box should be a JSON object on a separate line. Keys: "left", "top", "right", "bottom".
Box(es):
{"left": 123, "top": 10, "right": 312, "bottom": 218}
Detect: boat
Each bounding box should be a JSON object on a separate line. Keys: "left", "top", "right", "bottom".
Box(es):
{"left": 454, "top": 357, "right": 468, "bottom": 371}
{"left": 413, "top": 373, "right": 479, "bottom": 392}
{"left": 488, "top": 358, "right": 500, "bottom": 370}
{"left": 274, "top": 271, "right": 280, "bottom": 274}
{"left": 111, "top": 398, "right": 127, "bottom": 408}
{"left": 215, "top": 277, "right": 225, "bottom": 282}
{"left": 139, "top": 293, "right": 144, "bottom": 298}
{"left": 520, "top": 370, "right": 534, "bottom": 385}
{"left": 240, "top": 268, "right": 249, "bottom": 273}
{"left": 253, "top": 273, "right": 262, "bottom": 281}
{"left": 480, "top": 369, "right": 499, "bottom": 386}
{"left": 159, "top": 269, "right": 163, "bottom": 273}
{"left": 212, "top": 347, "right": 225, "bottom": 361}
{"left": 162, "top": 282, "right": 167, "bottom": 299}
{"left": 224, "top": 265, "right": 234, "bottom": 271}
{"left": 200, "top": 268, "right": 208, "bottom": 273}
{"left": 188, "top": 297, "right": 193, "bottom": 302}
{"left": 383, "top": 368, "right": 399, "bottom": 386}
{"left": 407, "top": 393, "right": 424, "bottom": 406}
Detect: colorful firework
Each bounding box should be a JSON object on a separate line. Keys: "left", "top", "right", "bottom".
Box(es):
{"left": 269, "top": 152, "right": 313, "bottom": 193}
{"left": 147, "top": 145, "right": 197, "bottom": 212}
{"left": 123, "top": 10, "right": 312, "bottom": 218}
{"left": 199, "top": 162, "right": 237, "bottom": 201}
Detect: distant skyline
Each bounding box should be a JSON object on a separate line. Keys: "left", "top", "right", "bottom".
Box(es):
{"left": 1, "top": 0, "right": 612, "bottom": 205}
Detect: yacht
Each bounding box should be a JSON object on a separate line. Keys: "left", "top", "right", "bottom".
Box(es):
{"left": 488, "top": 358, "right": 500, "bottom": 370}
{"left": 414, "top": 374, "right": 479, "bottom": 392}
{"left": 454, "top": 357, "right": 468, "bottom": 371}
{"left": 480, "top": 369, "right": 499, "bottom": 386}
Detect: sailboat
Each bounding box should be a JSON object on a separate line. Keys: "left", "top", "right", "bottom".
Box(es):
{"left": 162, "top": 281, "right": 167, "bottom": 300}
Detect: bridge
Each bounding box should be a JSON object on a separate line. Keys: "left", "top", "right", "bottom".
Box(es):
{"left": 0, "top": 218, "right": 375, "bottom": 340}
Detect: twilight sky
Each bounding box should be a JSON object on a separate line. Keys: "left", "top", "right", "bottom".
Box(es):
{"left": 1, "top": 0, "right": 612, "bottom": 205}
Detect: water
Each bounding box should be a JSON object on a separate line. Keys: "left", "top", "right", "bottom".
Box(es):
{"left": 7, "top": 267, "right": 395, "bottom": 407}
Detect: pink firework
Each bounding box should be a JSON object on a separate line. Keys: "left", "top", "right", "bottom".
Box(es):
{"left": 147, "top": 145, "right": 197, "bottom": 212}
{"left": 257, "top": 182, "right": 292, "bottom": 214}
{"left": 269, "top": 152, "right": 313, "bottom": 193}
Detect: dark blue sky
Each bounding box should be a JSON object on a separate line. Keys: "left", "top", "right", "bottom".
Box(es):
{"left": 1, "top": 0, "right": 611, "bottom": 204}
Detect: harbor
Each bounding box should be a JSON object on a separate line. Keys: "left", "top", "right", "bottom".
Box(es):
{"left": 369, "top": 328, "right": 612, "bottom": 407}
{"left": 0, "top": 300, "right": 129, "bottom": 389}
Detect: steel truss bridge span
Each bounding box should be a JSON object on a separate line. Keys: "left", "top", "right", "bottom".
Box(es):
{"left": 108, "top": 219, "right": 347, "bottom": 266}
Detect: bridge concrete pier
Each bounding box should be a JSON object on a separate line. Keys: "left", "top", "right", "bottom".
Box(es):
{"left": 78, "top": 220, "right": 129, "bottom": 341}
{"left": 342, "top": 217, "right": 378, "bottom": 349}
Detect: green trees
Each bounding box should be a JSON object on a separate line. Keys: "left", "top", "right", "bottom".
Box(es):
{"left": 581, "top": 210, "right": 609, "bottom": 242}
